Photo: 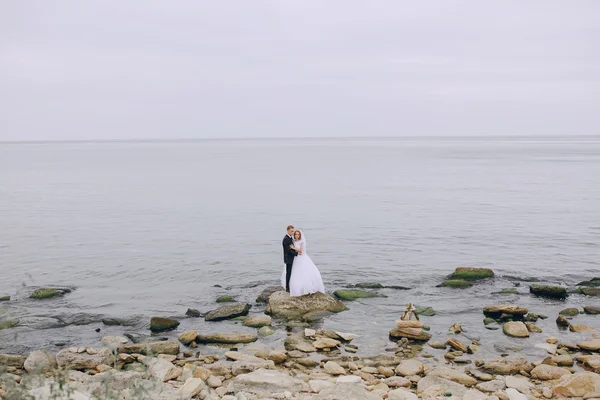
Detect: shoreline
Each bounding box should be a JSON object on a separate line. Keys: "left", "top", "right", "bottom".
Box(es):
{"left": 2, "top": 274, "right": 600, "bottom": 399}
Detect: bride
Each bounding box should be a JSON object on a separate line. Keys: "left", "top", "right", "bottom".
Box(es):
{"left": 281, "top": 230, "right": 326, "bottom": 297}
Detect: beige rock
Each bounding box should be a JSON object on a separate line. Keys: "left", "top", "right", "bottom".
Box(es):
{"left": 525, "top": 322, "right": 543, "bottom": 333}
{"left": 389, "top": 327, "right": 432, "bottom": 341}
{"left": 207, "top": 375, "right": 222, "bottom": 388}
{"left": 505, "top": 388, "right": 527, "bottom": 400}
{"left": 554, "top": 372, "right": 600, "bottom": 397}
{"left": 141, "top": 356, "right": 182, "bottom": 382}
{"left": 101, "top": 336, "right": 129, "bottom": 345}
{"left": 570, "top": 323, "right": 594, "bottom": 333}
{"left": 530, "top": 364, "right": 571, "bottom": 380}
{"left": 309, "top": 380, "right": 335, "bottom": 393}
{"left": 546, "top": 337, "right": 558, "bottom": 344}
{"left": 313, "top": 338, "right": 341, "bottom": 350}
{"left": 178, "top": 330, "right": 197, "bottom": 345}
{"left": 395, "top": 359, "right": 424, "bottom": 376}
{"left": 505, "top": 375, "right": 534, "bottom": 393}
{"left": 117, "top": 341, "right": 180, "bottom": 355}
{"left": 265, "top": 291, "right": 346, "bottom": 320}
{"left": 482, "top": 358, "right": 533, "bottom": 375}
{"left": 463, "top": 389, "right": 488, "bottom": 400}
{"left": 428, "top": 366, "right": 478, "bottom": 386}
{"left": 388, "top": 388, "right": 419, "bottom": 400}
{"left": 578, "top": 338, "right": 600, "bottom": 352}
{"left": 447, "top": 338, "right": 468, "bottom": 352}
{"left": 243, "top": 314, "right": 272, "bottom": 328}
{"left": 323, "top": 361, "right": 345, "bottom": 375}
{"left": 56, "top": 347, "right": 114, "bottom": 370}
{"left": 267, "top": 351, "right": 287, "bottom": 364}
{"left": 503, "top": 321, "right": 529, "bottom": 338}
{"left": 193, "top": 366, "right": 213, "bottom": 380}
{"left": 483, "top": 305, "right": 528, "bottom": 315}
{"left": 24, "top": 350, "right": 57, "bottom": 374}
{"left": 395, "top": 320, "right": 424, "bottom": 328}
{"left": 384, "top": 376, "right": 411, "bottom": 388}
{"left": 476, "top": 380, "right": 506, "bottom": 393}
{"left": 196, "top": 332, "right": 258, "bottom": 344}
{"left": 378, "top": 366, "right": 395, "bottom": 377}
{"left": 180, "top": 377, "right": 207, "bottom": 398}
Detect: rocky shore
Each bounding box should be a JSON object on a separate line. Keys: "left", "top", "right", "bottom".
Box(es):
{"left": 1, "top": 269, "right": 600, "bottom": 400}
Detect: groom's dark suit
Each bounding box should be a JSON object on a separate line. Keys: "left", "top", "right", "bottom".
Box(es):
{"left": 282, "top": 234, "right": 298, "bottom": 292}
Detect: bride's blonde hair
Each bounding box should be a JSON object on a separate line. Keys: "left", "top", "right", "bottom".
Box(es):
{"left": 293, "top": 230, "right": 302, "bottom": 240}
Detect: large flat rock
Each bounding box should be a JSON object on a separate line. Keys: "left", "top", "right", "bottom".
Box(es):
{"left": 265, "top": 291, "right": 346, "bottom": 320}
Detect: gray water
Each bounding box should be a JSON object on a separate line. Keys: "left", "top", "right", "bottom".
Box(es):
{"left": 1, "top": 137, "right": 599, "bottom": 359}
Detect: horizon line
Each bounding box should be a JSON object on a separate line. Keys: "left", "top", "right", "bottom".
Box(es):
{"left": 1, "top": 134, "right": 599, "bottom": 145}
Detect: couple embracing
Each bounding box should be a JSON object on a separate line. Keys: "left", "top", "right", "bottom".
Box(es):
{"left": 281, "top": 225, "right": 326, "bottom": 297}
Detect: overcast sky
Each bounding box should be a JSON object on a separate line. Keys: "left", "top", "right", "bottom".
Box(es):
{"left": 1, "top": 1, "right": 599, "bottom": 141}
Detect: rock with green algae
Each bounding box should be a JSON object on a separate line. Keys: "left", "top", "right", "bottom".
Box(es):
{"left": 333, "top": 289, "right": 381, "bottom": 300}
{"left": 0, "top": 319, "right": 18, "bottom": 330}
{"left": 150, "top": 317, "right": 180, "bottom": 332}
{"left": 449, "top": 267, "right": 494, "bottom": 281}
{"left": 0, "top": 295, "right": 10, "bottom": 301}
{"left": 437, "top": 279, "right": 473, "bottom": 288}
{"left": 414, "top": 306, "right": 436, "bottom": 317}
{"left": 529, "top": 284, "right": 568, "bottom": 299}
{"left": 216, "top": 295, "right": 235, "bottom": 303}
{"left": 559, "top": 308, "right": 580, "bottom": 317}
{"left": 30, "top": 288, "right": 71, "bottom": 300}
{"left": 580, "top": 287, "right": 600, "bottom": 296}
{"left": 577, "top": 277, "right": 600, "bottom": 287}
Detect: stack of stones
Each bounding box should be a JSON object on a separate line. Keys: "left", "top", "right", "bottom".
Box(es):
{"left": 389, "top": 318, "right": 431, "bottom": 342}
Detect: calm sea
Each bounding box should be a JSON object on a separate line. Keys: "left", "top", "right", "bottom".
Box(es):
{"left": 1, "top": 137, "right": 599, "bottom": 356}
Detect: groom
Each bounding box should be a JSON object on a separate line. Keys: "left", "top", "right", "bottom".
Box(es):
{"left": 282, "top": 225, "right": 300, "bottom": 292}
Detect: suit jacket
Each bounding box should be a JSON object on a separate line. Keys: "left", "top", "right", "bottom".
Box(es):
{"left": 282, "top": 235, "right": 298, "bottom": 265}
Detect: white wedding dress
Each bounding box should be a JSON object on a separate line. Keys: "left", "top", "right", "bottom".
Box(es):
{"left": 280, "top": 232, "right": 326, "bottom": 297}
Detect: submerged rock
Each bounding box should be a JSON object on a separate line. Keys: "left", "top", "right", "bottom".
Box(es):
{"left": 333, "top": 289, "right": 381, "bottom": 300}
{"left": 450, "top": 267, "right": 494, "bottom": 281}
{"left": 117, "top": 341, "right": 179, "bottom": 355}
{"left": 529, "top": 284, "right": 568, "bottom": 299}
{"left": 150, "top": 317, "right": 180, "bottom": 332}
{"left": 584, "top": 306, "right": 600, "bottom": 315}
{"left": 205, "top": 303, "right": 251, "bottom": 321}
{"left": 0, "top": 319, "right": 18, "bottom": 330}
{"left": 437, "top": 279, "right": 473, "bottom": 288}
{"left": 0, "top": 295, "right": 9, "bottom": 301}
{"left": 216, "top": 295, "right": 235, "bottom": 303}
{"left": 494, "top": 288, "right": 519, "bottom": 295}
{"left": 414, "top": 305, "right": 436, "bottom": 316}
{"left": 265, "top": 291, "right": 346, "bottom": 320}
{"left": 559, "top": 307, "right": 580, "bottom": 316}
{"left": 581, "top": 287, "right": 600, "bottom": 296}
{"left": 577, "top": 277, "right": 600, "bottom": 287}
{"left": 29, "top": 287, "right": 71, "bottom": 300}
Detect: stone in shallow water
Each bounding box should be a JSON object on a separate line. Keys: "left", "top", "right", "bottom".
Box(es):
{"left": 503, "top": 321, "right": 529, "bottom": 338}
{"left": 529, "top": 284, "right": 568, "bottom": 299}
{"left": 204, "top": 303, "right": 251, "bottom": 321}
{"left": 437, "top": 279, "right": 473, "bottom": 288}
{"left": 333, "top": 289, "right": 380, "bottom": 300}
{"left": 450, "top": 267, "right": 495, "bottom": 280}
{"left": 483, "top": 305, "right": 528, "bottom": 317}
{"left": 584, "top": 305, "right": 600, "bottom": 314}
{"left": 30, "top": 287, "right": 71, "bottom": 300}
{"left": 150, "top": 317, "right": 180, "bottom": 332}
{"left": 559, "top": 307, "right": 580, "bottom": 316}
{"left": 481, "top": 358, "right": 533, "bottom": 375}
{"left": 242, "top": 314, "right": 272, "bottom": 328}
